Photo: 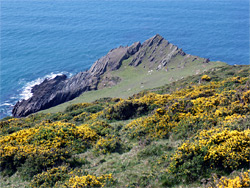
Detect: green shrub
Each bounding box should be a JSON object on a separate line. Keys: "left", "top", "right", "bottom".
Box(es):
{"left": 30, "top": 165, "right": 69, "bottom": 188}
{"left": 94, "top": 136, "right": 122, "bottom": 154}
{"left": 88, "top": 120, "right": 113, "bottom": 136}
{"left": 65, "top": 103, "right": 91, "bottom": 112}
{"left": 85, "top": 105, "right": 104, "bottom": 113}
{"left": 103, "top": 100, "right": 149, "bottom": 120}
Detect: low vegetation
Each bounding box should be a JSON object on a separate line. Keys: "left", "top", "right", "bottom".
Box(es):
{"left": 0, "top": 65, "right": 249, "bottom": 187}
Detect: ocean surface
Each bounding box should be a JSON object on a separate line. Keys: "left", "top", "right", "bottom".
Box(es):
{"left": 1, "top": 0, "right": 249, "bottom": 118}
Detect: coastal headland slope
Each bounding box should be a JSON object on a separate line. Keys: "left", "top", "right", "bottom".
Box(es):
{"left": 12, "top": 34, "right": 225, "bottom": 117}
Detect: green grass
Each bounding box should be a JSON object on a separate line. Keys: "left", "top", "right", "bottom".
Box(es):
{"left": 0, "top": 173, "right": 28, "bottom": 188}
{"left": 75, "top": 138, "right": 179, "bottom": 188}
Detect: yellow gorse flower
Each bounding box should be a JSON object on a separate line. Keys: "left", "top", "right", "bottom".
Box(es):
{"left": 65, "top": 174, "right": 113, "bottom": 188}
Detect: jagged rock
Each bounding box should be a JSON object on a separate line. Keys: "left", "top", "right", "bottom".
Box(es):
{"left": 89, "top": 41, "right": 141, "bottom": 75}
{"left": 12, "top": 75, "right": 68, "bottom": 117}
{"left": 12, "top": 34, "right": 210, "bottom": 117}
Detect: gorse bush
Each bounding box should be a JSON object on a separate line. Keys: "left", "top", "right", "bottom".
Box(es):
{"left": 103, "top": 100, "right": 149, "bottom": 120}
{"left": 0, "top": 122, "right": 98, "bottom": 177}
{"left": 30, "top": 166, "right": 114, "bottom": 188}
{"left": 0, "top": 118, "right": 23, "bottom": 135}
{"left": 94, "top": 136, "right": 122, "bottom": 154}
{"left": 125, "top": 76, "right": 250, "bottom": 140}
{"left": 30, "top": 165, "right": 70, "bottom": 188}
{"left": 206, "top": 170, "right": 250, "bottom": 188}
{"left": 165, "top": 128, "right": 250, "bottom": 184}
{"left": 201, "top": 75, "right": 211, "bottom": 81}
{"left": 125, "top": 109, "right": 173, "bottom": 139}
{"left": 64, "top": 174, "right": 114, "bottom": 188}
{"left": 87, "top": 120, "right": 113, "bottom": 136}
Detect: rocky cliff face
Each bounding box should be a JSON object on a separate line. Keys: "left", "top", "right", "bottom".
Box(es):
{"left": 12, "top": 34, "right": 209, "bottom": 117}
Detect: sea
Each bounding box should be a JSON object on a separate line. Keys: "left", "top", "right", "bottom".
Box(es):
{"left": 1, "top": 0, "right": 249, "bottom": 119}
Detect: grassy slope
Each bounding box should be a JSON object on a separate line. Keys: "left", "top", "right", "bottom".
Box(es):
{"left": 1, "top": 65, "right": 249, "bottom": 188}
{"left": 40, "top": 57, "right": 226, "bottom": 114}
{"left": 0, "top": 174, "right": 28, "bottom": 188}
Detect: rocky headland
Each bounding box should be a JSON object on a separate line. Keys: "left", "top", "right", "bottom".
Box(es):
{"left": 12, "top": 34, "right": 211, "bottom": 117}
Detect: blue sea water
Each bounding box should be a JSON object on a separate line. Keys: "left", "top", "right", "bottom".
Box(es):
{"left": 1, "top": 0, "right": 249, "bottom": 118}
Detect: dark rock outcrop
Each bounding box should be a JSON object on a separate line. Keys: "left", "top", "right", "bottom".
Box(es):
{"left": 12, "top": 34, "right": 209, "bottom": 117}
{"left": 13, "top": 75, "right": 68, "bottom": 117}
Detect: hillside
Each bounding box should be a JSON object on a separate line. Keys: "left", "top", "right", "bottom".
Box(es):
{"left": 12, "top": 34, "right": 225, "bottom": 117}
{"left": 1, "top": 65, "right": 249, "bottom": 188}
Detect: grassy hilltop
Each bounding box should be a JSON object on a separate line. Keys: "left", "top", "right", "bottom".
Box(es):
{"left": 0, "top": 64, "right": 250, "bottom": 187}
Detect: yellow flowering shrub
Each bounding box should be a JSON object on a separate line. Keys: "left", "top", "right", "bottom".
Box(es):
{"left": 73, "top": 112, "right": 90, "bottom": 122}
{"left": 134, "top": 93, "right": 170, "bottom": 106}
{"left": 0, "top": 118, "right": 32, "bottom": 136}
{"left": 125, "top": 77, "right": 250, "bottom": 140}
{"left": 30, "top": 165, "right": 70, "bottom": 188}
{"left": 223, "top": 114, "right": 246, "bottom": 124}
{"left": 0, "top": 122, "right": 98, "bottom": 177}
{"left": 243, "top": 90, "right": 250, "bottom": 104}
{"left": 73, "top": 110, "right": 104, "bottom": 122}
{"left": 165, "top": 128, "right": 250, "bottom": 185}
{"left": 201, "top": 128, "right": 250, "bottom": 169}
{"left": 125, "top": 110, "right": 173, "bottom": 139}
{"left": 207, "top": 170, "right": 250, "bottom": 188}
{"left": 201, "top": 75, "right": 211, "bottom": 81}
{"left": 229, "top": 76, "right": 248, "bottom": 84}
{"left": 30, "top": 166, "right": 112, "bottom": 188}
{"left": 94, "top": 136, "right": 121, "bottom": 154}
{"left": 82, "top": 120, "right": 112, "bottom": 137}
{"left": 65, "top": 174, "right": 114, "bottom": 188}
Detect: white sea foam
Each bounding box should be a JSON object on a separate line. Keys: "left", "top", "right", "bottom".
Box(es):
{"left": 0, "top": 101, "right": 14, "bottom": 117}
{"left": 10, "top": 96, "right": 19, "bottom": 99}
{"left": 0, "top": 72, "right": 73, "bottom": 118}
{"left": 19, "top": 72, "right": 68, "bottom": 100}
{"left": 0, "top": 103, "right": 14, "bottom": 107}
